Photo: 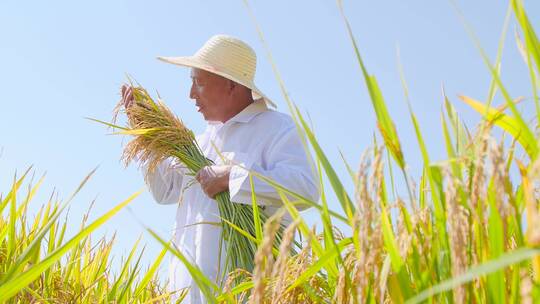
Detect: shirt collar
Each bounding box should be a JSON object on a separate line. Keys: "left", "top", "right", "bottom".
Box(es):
{"left": 208, "top": 99, "right": 268, "bottom": 126}
{"left": 229, "top": 99, "right": 269, "bottom": 123}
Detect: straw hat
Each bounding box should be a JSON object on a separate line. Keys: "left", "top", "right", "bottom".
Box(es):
{"left": 157, "top": 34, "right": 276, "bottom": 108}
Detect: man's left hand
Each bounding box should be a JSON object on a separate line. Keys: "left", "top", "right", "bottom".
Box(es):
{"left": 195, "top": 165, "right": 232, "bottom": 199}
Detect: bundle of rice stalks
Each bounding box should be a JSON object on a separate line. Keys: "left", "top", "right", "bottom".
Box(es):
{"left": 107, "top": 83, "right": 282, "bottom": 279}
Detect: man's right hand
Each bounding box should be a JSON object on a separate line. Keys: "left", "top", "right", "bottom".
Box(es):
{"left": 120, "top": 84, "right": 134, "bottom": 109}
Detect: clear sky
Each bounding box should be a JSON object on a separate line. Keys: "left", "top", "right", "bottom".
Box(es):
{"left": 1, "top": 0, "right": 538, "bottom": 279}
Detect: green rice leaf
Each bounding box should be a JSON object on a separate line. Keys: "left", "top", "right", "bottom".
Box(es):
{"left": 146, "top": 228, "right": 219, "bottom": 304}
{"left": 285, "top": 237, "right": 352, "bottom": 292}
{"left": 108, "top": 237, "right": 142, "bottom": 301}
{"left": 134, "top": 247, "right": 168, "bottom": 298}
{"left": 0, "top": 189, "right": 141, "bottom": 301}
{"left": 216, "top": 281, "right": 254, "bottom": 301}
{"left": 512, "top": 0, "right": 540, "bottom": 77}
{"left": 406, "top": 247, "right": 540, "bottom": 304}
{"left": 460, "top": 95, "right": 538, "bottom": 159}
{"left": 112, "top": 128, "right": 161, "bottom": 136}
{"left": 381, "top": 206, "right": 403, "bottom": 271}
{"left": 486, "top": 181, "right": 506, "bottom": 304}
{"left": 276, "top": 189, "right": 335, "bottom": 277}
{"left": 337, "top": 0, "right": 405, "bottom": 170}
{"left": 249, "top": 174, "right": 263, "bottom": 242}
{"left": 397, "top": 55, "right": 446, "bottom": 235}
{"left": 339, "top": 149, "right": 356, "bottom": 182}
{"left": 452, "top": 1, "right": 538, "bottom": 161}
{"left": 117, "top": 246, "right": 145, "bottom": 303}
{"left": 245, "top": 166, "right": 347, "bottom": 223}
{"left": 85, "top": 117, "right": 130, "bottom": 131}
{"left": 294, "top": 104, "right": 355, "bottom": 215}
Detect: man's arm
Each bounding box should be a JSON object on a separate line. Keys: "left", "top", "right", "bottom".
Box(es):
{"left": 196, "top": 124, "right": 320, "bottom": 208}
{"left": 227, "top": 125, "right": 320, "bottom": 209}
{"left": 144, "top": 158, "right": 185, "bottom": 204}
{"left": 120, "top": 84, "right": 185, "bottom": 205}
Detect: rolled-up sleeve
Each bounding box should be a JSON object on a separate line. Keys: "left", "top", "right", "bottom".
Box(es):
{"left": 144, "top": 158, "right": 185, "bottom": 205}
{"left": 228, "top": 125, "right": 320, "bottom": 210}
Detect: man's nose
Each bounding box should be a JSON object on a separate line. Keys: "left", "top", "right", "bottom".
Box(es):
{"left": 189, "top": 84, "right": 197, "bottom": 100}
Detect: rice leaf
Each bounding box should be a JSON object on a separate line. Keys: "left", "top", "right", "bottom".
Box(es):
{"left": 146, "top": 228, "right": 219, "bottom": 304}
{"left": 337, "top": 0, "right": 405, "bottom": 170}
{"left": 0, "top": 189, "right": 141, "bottom": 301}
{"left": 294, "top": 103, "right": 355, "bottom": 215}
{"left": 459, "top": 95, "right": 537, "bottom": 158}
{"left": 285, "top": 237, "right": 352, "bottom": 292}
{"left": 511, "top": 0, "right": 540, "bottom": 76}
{"left": 452, "top": 1, "right": 538, "bottom": 161}
{"left": 406, "top": 247, "right": 540, "bottom": 304}
{"left": 249, "top": 174, "right": 263, "bottom": 243}
{"left": 134, "top": 246, "right": 168, "bottom": 298}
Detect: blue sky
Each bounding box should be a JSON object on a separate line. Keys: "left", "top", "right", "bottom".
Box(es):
{"left": 1, "top": 0, "right": 538, "bottom": 279}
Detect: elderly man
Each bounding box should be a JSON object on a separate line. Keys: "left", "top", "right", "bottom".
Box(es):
{"left": 121, "top": 34, "right": 319, "bottom": 303}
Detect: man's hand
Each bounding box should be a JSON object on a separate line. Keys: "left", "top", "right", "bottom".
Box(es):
{"left": 195, "top": 165, "right": 232, "bottom": 199}
{"left": 120, "top": 84, "right": 134, "bottom": 109}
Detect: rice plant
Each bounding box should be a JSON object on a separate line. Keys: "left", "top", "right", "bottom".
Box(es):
{"left": 0, "top": 169, "right": 181, "bottom": 303}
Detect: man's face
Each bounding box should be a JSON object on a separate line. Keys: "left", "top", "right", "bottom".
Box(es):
{"left": 189, "top": 68, "right": 231, "bottom": 121}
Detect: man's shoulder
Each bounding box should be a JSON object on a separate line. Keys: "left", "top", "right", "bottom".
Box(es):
{"left": 252, "top": 109, "right": 295, "bottom": 130}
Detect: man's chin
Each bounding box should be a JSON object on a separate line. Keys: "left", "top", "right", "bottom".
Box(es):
{"left": 199, "top": 111, "right": 221, "bottom": 122}
{"left": 201, "top": 113, "right": 216, "bottom": 122}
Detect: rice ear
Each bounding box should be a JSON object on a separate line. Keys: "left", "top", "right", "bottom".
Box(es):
{"left": 117, "top": 86, "right": 198, "bottom": 175}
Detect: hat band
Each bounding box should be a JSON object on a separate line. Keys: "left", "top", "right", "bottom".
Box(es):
{"left": 194, "top": 55, "right": 256, "bottom": 83}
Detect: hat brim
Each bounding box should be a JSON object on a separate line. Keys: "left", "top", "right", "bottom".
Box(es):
{"left": 157, "top": 56, "right": 277, "bottom": 108}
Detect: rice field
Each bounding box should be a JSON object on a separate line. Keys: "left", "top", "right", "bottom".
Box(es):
{"left": 2, "top": 0, "right": 540, "bottom": 302}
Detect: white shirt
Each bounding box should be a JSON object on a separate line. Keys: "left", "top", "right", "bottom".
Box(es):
{"left": 143, "top": 99, "right": 319, "bottom": 303}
